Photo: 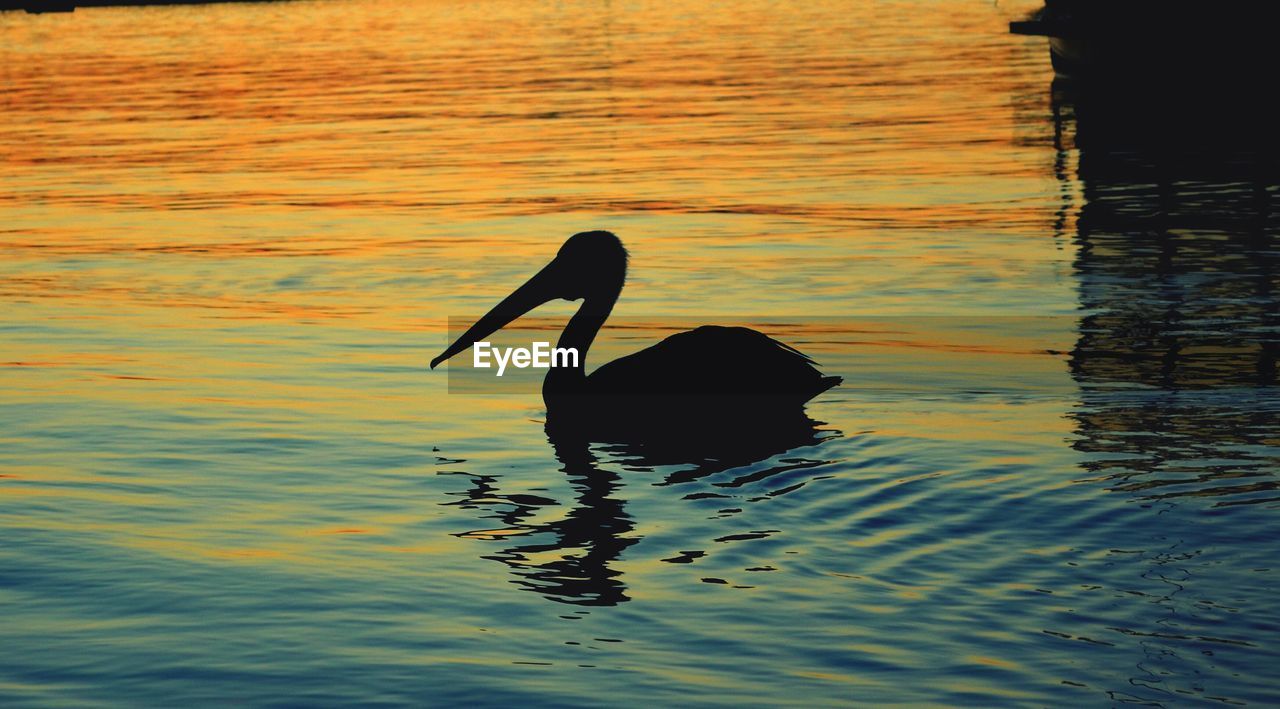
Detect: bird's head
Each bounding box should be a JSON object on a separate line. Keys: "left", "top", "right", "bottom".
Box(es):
{"left": 553, "top": 230, "right": 628, "bottom": 301}
{"left": 430, "top": 230, "right": 628, "bottom": 369}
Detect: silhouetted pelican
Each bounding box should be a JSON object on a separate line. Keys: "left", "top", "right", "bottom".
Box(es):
{"left": 431, "top": 231, "right": 840, "bottom": 433}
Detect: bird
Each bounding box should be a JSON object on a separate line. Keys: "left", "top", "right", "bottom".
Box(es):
{"left": 431, "top": 230, "right": 840, "bottom": 437}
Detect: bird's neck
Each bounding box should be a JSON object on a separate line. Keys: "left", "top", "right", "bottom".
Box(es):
{"left": 544, "top": 289, "right": 618, "bottom": 396}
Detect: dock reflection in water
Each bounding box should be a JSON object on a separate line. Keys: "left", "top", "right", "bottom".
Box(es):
{"left": 1053, "top": 81, "right": 1280, "bottom": 704}
{"left": 1059, "top": 81, "right": 1280, "bottom": 506}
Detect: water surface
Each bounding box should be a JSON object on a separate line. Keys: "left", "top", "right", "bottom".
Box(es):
{"left": 3, "top": 0, "right": 1279, "bottom": 705}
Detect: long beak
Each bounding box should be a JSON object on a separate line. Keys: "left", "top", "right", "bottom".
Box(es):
{"left": 431, "top": 260, "right": 562, "bottom": 369}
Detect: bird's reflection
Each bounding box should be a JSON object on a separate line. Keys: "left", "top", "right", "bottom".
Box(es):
{"left": 1053, "top": 78, "right": 1280, "bottom": 506}
{"left": 551, "top": 405, "right": 834, "bottom": 486}
{"left": 447, "top": 411, "right": 837, "bottom": 606}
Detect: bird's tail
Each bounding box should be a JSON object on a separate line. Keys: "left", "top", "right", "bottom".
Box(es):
{"left": 812, "top": 375, "right": 842, "bottom": 399}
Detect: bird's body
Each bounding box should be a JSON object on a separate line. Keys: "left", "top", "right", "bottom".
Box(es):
{"left": 432, "top": 231, "right": 840, "bottom": 435}
{"left": 576, "top": 325, "right": 838, "bottom": 400}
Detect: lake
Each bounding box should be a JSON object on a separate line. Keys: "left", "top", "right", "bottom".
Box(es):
{"left": 2, "top": 0, "right": 1278, "bottom": 705}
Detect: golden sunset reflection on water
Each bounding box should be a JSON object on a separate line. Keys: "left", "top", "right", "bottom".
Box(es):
{"left": 4, "top": 0, "right": 1279, "bottom": 706}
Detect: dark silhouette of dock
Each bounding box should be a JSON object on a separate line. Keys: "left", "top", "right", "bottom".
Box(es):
{"left": 1012, "top": 0, "right": 1279, "bottom": 85}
